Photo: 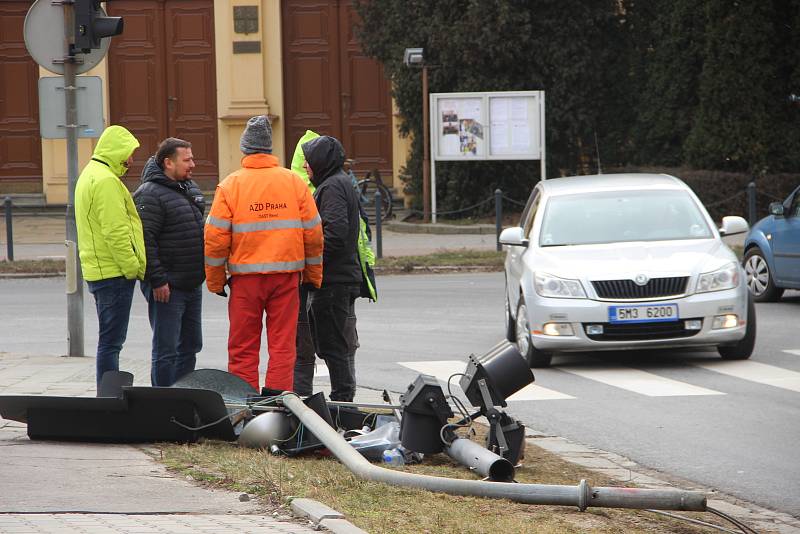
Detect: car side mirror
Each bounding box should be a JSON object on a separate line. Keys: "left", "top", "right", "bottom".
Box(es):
{"left": 498, "top": 226, "right": 528, "bottom": 247}
{"left": 769, "top": 202, "right": 785, "bottom": 217}
{"left": 718, "top": 216, "right": 749, "bottom": 236}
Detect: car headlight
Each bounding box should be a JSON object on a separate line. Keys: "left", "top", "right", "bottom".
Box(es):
{"left": 696, "top": 262, "right": 740, "bottom": 293}
{"left": 534, "top": 272, "right": 586, "bottom": 298}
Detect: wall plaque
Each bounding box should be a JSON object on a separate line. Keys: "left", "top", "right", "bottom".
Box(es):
{"left": 233, "top": 6, "right": 258, "bottom": 34}
{"left": 233, "top": 41, "right": 261, "bottom": 54}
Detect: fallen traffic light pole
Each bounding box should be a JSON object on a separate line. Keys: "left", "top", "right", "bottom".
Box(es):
{"left": 279, "top": 393, "right": 707, "bottom": 512}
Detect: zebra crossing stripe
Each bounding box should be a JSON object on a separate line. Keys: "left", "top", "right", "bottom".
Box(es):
{"left": 561, "top": 366, "right": 724, "bottom": 397}
{"left": 695, "top": 360, "right": 800, "bottom": 393}
{"left": 397, "top": 360, "right": 574, "bottom": 401}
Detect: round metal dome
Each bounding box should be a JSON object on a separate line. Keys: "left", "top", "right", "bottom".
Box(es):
{"left": 238, "top": 411, "right": 297, "bottom": 449}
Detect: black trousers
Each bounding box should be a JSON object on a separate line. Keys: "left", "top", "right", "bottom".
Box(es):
{"left": 309, "top": 284, "right": 360, "bottom": 401}
{"left": 293, "top": 285, "right": 316, "bottom": 396}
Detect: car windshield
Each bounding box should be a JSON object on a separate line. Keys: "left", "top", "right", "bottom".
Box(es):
{"left": 539, "top": 189, "right": 713, "bottom": 246}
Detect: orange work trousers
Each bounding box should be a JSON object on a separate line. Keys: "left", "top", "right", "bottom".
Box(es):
{"left": 228, "top": 272, "right": 300, "bottom": 392}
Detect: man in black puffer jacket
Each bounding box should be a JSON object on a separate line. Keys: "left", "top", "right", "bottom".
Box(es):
{"left": 301, "top": 135, "right": 362, "bottom": 401}
{"left": 134, "top": 138, "right": 206, "bottom": 386}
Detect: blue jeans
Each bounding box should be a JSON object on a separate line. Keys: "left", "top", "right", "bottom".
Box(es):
{"left": 141, "top": 282, "right": 203, "bottom": 386}
{"left": 87, "top": 277, "right": 135, "bottom": 389}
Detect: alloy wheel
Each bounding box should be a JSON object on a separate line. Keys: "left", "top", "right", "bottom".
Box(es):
{"left": 745, "top": 254, "right": 769, "bottom": 296}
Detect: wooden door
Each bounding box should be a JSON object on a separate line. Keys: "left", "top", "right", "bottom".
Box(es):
{"left": 107, "top": 0, "right": 218, "bottom": 190}
{"left": 282, "top": 0, "right": 393, "bottom": 180}
{"left": 0, "top": 1, "right": 43, "bottom": 194}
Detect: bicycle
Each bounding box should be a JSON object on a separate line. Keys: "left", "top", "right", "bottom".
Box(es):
{"left": 344, "top": 160, "right": 393, "bottom": 222}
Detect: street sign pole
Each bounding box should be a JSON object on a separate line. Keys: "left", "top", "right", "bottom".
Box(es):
{"left": 62, "top": 1, "right": 84, "bottom": 357}
{"left": 26, "top": 0, "right": 123, "bottom": 359}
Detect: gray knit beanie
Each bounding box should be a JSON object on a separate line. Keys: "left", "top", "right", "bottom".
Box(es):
{"left": 240, "top": 115, "right": 272, "bottom": 154}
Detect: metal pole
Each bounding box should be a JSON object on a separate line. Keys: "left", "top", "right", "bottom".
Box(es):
{"left": 4, "top": 197, "right": 13, "bottom": 262}
{"left": 375, "top": 189, "right": 383, "bottom": 259}
{"left": 540, "top": 92, "right": 546, "bottom": 180}
{"left": 422, "top": 65, "right": 431, "bottom": 223}
{"left": 280, "top": 394, "right": 707, "bottom": 511}
{"left": 747, "top": 181, "right": 756, "bottom": 225}
{"left": 63, "top": 1, "right": 84, "bottom": 357}
{"left": 445, "top": 437, "right": 514, "bottom": 482}
{"left": 495, "top": 189, "right": 502, "bottom": 252}
{"left": 431, "top": 156, "right": 437, "bottom": 224}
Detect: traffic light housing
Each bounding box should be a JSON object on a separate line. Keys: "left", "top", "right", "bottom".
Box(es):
{"left": 74, "top": 0, "right": 123, "bottom": 53}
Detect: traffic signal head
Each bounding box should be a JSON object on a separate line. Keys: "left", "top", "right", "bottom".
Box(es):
{"left": 74, "top": 0, "right": 123, "bottom": 53}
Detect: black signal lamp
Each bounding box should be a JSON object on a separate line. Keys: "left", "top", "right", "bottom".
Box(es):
{"left": 399, "top": 374, "right": 453, "bottom": 453}
{"left": 459, "top": 342, "right": 534, "bottom": 409}
{"left": 74, "top": 0, "right": 124, "bottom": 53}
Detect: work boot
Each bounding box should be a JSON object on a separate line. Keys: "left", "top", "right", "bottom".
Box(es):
{"left": 260, "top": 387, "right": 285, "bottom": 398}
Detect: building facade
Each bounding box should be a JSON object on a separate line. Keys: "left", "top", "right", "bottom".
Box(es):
{"left": 0, "top": 0, "right": 410, "bottom": 203}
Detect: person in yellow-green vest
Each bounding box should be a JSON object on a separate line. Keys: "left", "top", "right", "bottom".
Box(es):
{"left": 74, "top": 125, "right": 146, "bottom": 391}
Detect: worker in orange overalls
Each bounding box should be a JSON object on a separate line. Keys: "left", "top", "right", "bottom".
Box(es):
{"left": 204, "top": 115, "right": 323, "bottom": 394}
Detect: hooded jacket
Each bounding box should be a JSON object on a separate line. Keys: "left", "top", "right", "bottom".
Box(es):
{"left": 302, "top": 136, "right": 361, "bottom": 286}
{"left": 133, "top": 157, "right": 206, "bottom": 290}
{"left": 75, "top": 125, "right": 146, "bottom": 281}
{"left": 291, "top": 129, "right": 319, "bottom": 193}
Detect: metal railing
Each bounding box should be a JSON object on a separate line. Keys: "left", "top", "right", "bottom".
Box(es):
{"left": 3, "top": 197, "right": 13, "bottom": 262}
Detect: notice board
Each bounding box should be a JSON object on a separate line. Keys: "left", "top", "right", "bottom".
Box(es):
{"left": 430, "top": 91, "right": 544, "bottom": 161}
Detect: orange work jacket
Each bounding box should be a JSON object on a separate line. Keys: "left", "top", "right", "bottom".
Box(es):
{"left": 204, "top": 153, "right": 323, "bottom": 293}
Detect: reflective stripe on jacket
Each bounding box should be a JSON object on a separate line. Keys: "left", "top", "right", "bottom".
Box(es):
{"left": 203, "top": 153, "right": 323, "bottom": 293}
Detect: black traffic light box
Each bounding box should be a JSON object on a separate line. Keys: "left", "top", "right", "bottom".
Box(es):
{"left": 74, "top": 0, "right": 124, "bottom": 53}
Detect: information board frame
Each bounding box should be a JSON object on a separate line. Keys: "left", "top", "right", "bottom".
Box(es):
{"left": 427, "top": 90, "right": 546, "bottom": 222}
{"left": 430, "top": 90, "right": 545, "bottom": 162}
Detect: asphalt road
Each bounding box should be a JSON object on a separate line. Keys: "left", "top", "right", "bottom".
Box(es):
{"left": 1, "top": 274, "right": 799, "bottom": 517}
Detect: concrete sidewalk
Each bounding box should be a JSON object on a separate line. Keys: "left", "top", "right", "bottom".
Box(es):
{"left": 0, "top": 214, "right": 499, "bottom": 261}
{"left": 0, "top": 352, "right": 376, "bottom": 533}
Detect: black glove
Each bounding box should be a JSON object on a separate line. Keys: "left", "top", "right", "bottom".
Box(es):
{"left": 216, "top": 276, "right": 231, "bottom": 297}
{"left": 301, "top": 283, "right": 318, "bottom": 293}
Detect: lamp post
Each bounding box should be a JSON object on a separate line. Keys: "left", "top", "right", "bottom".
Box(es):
{"left": 404, "top": 48, "right": 430, "bottom": 223}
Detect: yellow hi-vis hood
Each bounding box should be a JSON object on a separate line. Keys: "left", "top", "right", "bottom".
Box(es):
{"left": 92, "top": 125, "right": 140, "bottom": 178}
{"left": 291, "top": 129, "right": 320, "bottom": 193}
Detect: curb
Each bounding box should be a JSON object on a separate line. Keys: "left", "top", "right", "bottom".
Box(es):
{"left": 0, "top": 266, "right": 507, "bottom": 279}
{"left": 0, "top": 272, "right": 64, "bottom": 279}
{"left": 374, "top": 265, "right": 502, "bottom": 275}
{"left": 524, "top": 428, "right": 800, "bottom": 533}
{"left": 384, "top": 221, "right": 496, "bottom": 235}
{"left": 290, "top": 498, "right": 369, "bottom": 534}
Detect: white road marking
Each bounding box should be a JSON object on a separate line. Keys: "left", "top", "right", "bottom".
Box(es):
{"left": 782, "top": 349, "right": 800, "bottom": 357}
{"left": 314, "top": 363, "right": 329, "bottom": 377}
{"left": 695, "top": 360, "right": 800, "bottom": 393}
{"left": 560, "top": 366, "right": 724, "bottom": 397}
{"left": 398, "top": 360, "right": 574, "bottom": 401}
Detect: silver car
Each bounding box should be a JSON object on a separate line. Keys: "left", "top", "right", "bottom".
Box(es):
{"left": 500, "top": 173, "right": 755, "bottom": 367}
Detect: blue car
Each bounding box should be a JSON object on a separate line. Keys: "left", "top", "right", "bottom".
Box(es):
{"left": 743, "top": 184, "right": 800, "bottom": 301}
